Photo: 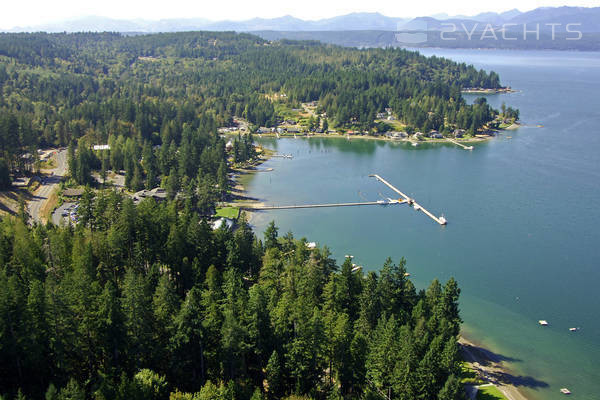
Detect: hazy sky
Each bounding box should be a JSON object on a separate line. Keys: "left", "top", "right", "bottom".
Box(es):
{"left": 1, "top": 0, "right": 598, "bottom": 29}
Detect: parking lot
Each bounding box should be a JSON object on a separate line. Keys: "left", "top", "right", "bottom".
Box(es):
{"left": 52, "top": 202, "right": 78, "bottom": 226}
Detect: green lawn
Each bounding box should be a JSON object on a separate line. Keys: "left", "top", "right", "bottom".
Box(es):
{"left": 460, "top": 363, "right": 485, "bottom": 385}
{"left": 476, "top": 385, "right": 508, "bottom": 400}
{"left": 274, "top": 103, "right": 302, "bottom": 120}
{"left": 215, "top": 207, "right": 240, "bottom": 219}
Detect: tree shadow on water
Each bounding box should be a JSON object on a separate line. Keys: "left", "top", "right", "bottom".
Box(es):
{"left": 461, "top": 343, "right": 549, "bottom": 389}
{"left": 462, "top": 343, "right": 522, "bottom": 365}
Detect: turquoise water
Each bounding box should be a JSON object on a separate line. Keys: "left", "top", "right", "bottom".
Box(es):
{"left": 242, "top": 49, "right": 600, "bottom": 399}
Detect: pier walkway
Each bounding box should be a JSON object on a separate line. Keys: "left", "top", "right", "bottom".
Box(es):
{"left": 244, "top": 200, "right": 404, "bottom": 210}
{"left": 370, "top": 174, "right": 447, "bottom": 225}
{"left": 447, "top": 138, "right": 474, "bottom": 150}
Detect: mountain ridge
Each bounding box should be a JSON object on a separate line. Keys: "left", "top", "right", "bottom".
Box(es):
{"left": 3, "top": 6, "right": 598, "bottom": 33}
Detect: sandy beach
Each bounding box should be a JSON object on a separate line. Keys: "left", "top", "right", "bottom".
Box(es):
{"left": 459, "top": 336, "right": 529, "bottom": 400}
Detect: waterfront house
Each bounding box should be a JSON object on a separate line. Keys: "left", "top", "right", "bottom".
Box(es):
{"left": 212, "top": 217, "right": 234, "bottom": 230}
{"left": 132, "top": 187, "right": 167, "bottom": 204}
{"left": 430, "top": 130, "right": 443, "bottom": 139}
{"left": 453, "top": 129, "right": 465, "bottom": 138}
{"left": 387, "top": 131, "right": 408, "bottom": 140}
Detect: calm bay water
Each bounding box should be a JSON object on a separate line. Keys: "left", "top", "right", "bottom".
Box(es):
{"left": 242, "top": 49, "right": 600, "bottom": 399}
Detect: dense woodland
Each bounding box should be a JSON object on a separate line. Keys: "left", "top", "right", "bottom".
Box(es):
{"left": 0, "top": 197, "right": 464, "bottom": 399}
{"left": 0, "top": 32, "right": 479, "bottom": 399}
{"left": 1, "top": 31, "right": 504, "bottom": 189}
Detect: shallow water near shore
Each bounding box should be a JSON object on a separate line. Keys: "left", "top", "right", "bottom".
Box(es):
{"left": 241, "top": 49, "right": 600, "bottom": 400}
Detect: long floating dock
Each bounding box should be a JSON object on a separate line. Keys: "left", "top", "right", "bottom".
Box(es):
{"left": 244, "top": 200, "right": 404, "bottom": 210}
{"left": 271, "top": 154, "right": 293, "bottom": 159}
{"left": 446, "top": 138, "right": 474, "bottom": 150}
{"left": 370, "top": 174, "right": 447, "bottom": 225}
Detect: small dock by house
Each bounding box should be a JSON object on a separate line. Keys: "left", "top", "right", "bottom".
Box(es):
{"left": 447, "top": 138, "right": 474, "bottom": 150}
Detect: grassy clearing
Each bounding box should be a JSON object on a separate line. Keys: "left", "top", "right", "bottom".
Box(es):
{"left": 39, "top": 158, "right": 57, "bottom": 169}
{"left": 375, "top": 119, "right": 407, "bottom": 131}
{"left": 476, "top": 385, "right": 508, "bottom": 400}
{"left": 28, "top": 180, "right": 41, "bottom": 192}
{"left": 274, "top": 103, "right": 302, "bottom": 121}
{"left": 460, "top": 363, "right": 486, "bottom": 385}
{"left": 215, "top": 206, "right": 240, "bottom": 219}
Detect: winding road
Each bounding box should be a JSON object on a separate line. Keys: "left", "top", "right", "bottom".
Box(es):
{"left": 27, "top": 149, "right": 67, "bottom": 223}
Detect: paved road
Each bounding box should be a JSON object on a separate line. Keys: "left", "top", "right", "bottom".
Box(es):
{"left": 27, "top": 149, "right": 67, "bottom": 223}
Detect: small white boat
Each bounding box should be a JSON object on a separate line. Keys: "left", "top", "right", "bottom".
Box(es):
{"left": 344, "top": 255, "right": 354, "bottom": 259}
{"left": 414, "top": 204, "right": 421, "bottom": 211}
{"left": 569, "top": 327, "right": 579, "bottom": 332}
{"left": 560, "top": 388, "right": 571, "bottom": 395}
{"left": 411, "top": 142, "right": 419, "bottom": 147}
{"left": 352, "top": 265, "right": 362, "bottom": 272}
{"left": 439, "top": 216, "right": 447, "bottom": 225}
{"left": 539, "top": 320, "right": 549, "bottom": 326}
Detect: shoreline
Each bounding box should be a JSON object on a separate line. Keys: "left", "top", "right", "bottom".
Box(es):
{"left": 462, "top": 87, "right": 518, "bottom": 94}
{"left": 226, "top": 122, "right": 522, "bottom": 221}
{"left": 459, "top": 335, "right": 530, "bottom": 400}
{"left": 239, "top": 132, "right": 492, "bottom": 145}
{"left": 229, "top": 146, "right": 535, "bottom": 400}
{"left": 227, "top": 142, "right": 534, "bottom": 400}
{"left": 228, "top": 123, "right": 522, "bottom": 145}
{"left": 226, "top": 149, "right": 275, "bottom": 224}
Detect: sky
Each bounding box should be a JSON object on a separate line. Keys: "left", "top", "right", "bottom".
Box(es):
{"left": 1, "top": 0, "right": 598, "bottom": 29}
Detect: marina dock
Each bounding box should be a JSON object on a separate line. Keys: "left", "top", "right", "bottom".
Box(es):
{"left": 370, "top": 174, "right": 447, "bottom": 225}
{"left": 244, "top": 200, "right": 404, "bottom": 210}
{"left": 240, "top": 173, "right": 446, "bottom": 226}
{"left": 446, "top": 138, "right": 474, "bottom": 150}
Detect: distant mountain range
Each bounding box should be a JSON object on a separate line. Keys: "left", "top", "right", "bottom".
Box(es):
{"left": 3, "top": 7, "right": 599, "bottom": 51}
{"left": 5, "top": 13, "right": 406, "bottom": 33}
{"left": 5, "top": 7, "right": 600, "bottom": 34}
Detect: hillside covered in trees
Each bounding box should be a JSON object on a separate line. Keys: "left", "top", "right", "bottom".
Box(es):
{"left": 0, "top": 31, "right": 482, "bottom": 399}
{"left": 0, "top": 31, "right": 505, "bottom": 188}
{"left": 0, "top": 197, "right": 464, "bottom": 399}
